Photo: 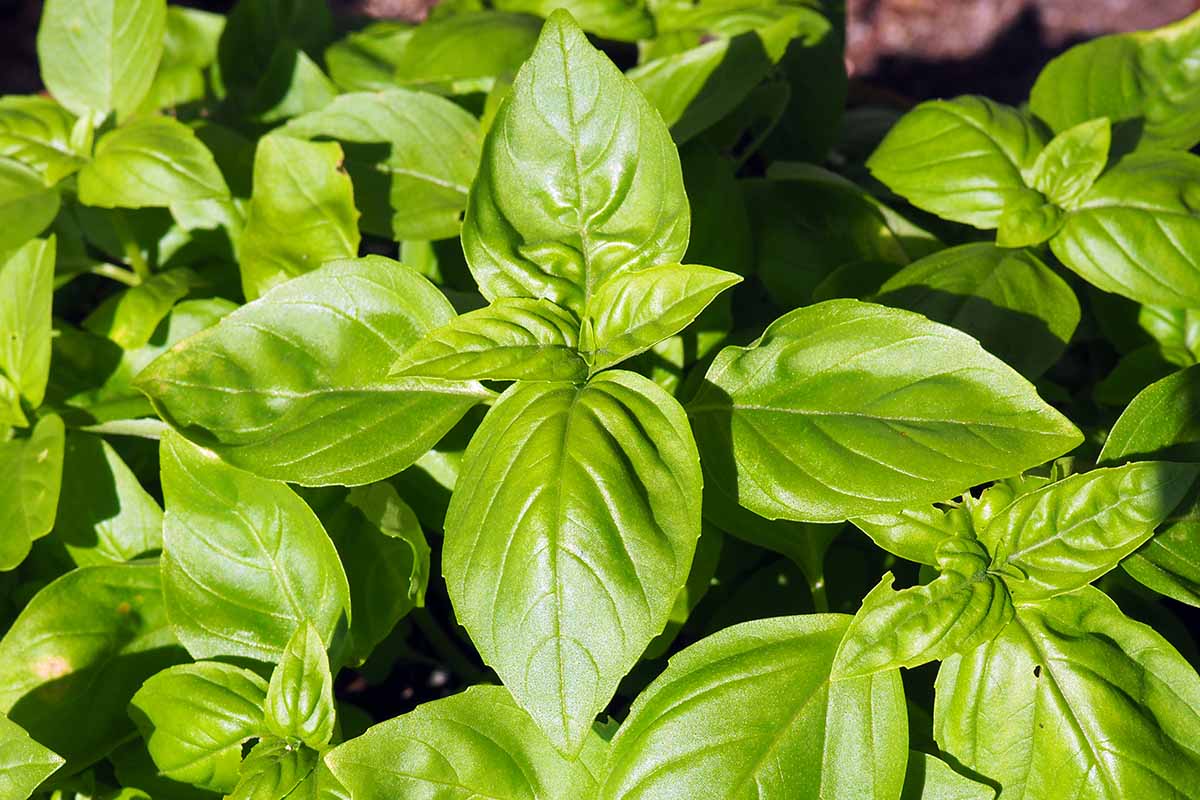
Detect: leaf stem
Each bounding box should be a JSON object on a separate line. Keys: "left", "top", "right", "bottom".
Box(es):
{"left": 88, "top": 262, "right": 141, "bottom": 287}
{"left": 111, "top": 210, "right": 152, "bottom": 282}
{"left": 809, "top": 572, "right": 829, "bottom": 614}
{"left": 411, "top": 608, "right": 485, "bottom": 683}
{"left": 77, "top": 418, "right": 169, "bottom": 439}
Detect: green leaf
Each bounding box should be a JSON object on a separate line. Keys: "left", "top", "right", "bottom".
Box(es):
{"left": 238, "top": 136, "right": 360, "bottom": 301}
{"left": 599, "top": 615, "right": 908, "bottom": 800}
{"left": 0, "top": 96, "right": 86, "bottom": 184}
{"left": 0, "top": 562, "right": 185, "bottom": 771}
{"left": 78, "top": 117, "right": 230, "bottom": 209}
{"left": 1030, "top": 11, "right": 1200, "bottom": 152}
{"left": 934, "top": 587, "right": 1200, "bottom": 799}
{"left": 0, "top": 236, "right": 54, "bottom": 406}
{"left": 392, "top": 297, "right": 587, "bottom": 382}
{"left": 833, "top": 568, "right": 1014, "bottom": 679}
{"left": 494, "top": 0, "right": 652, "bottom": 41}
{"left": 0, "top": 158, "right": 59, "bottom": 252}
{"left": 443, "top": 371, "right": 702, "bottom": 752}
{"left": 326, "top": 685, "right": 604, "bottom": 799}
{"left": 984, "top": 462, "right": 1199, "bottom": 599}
{"left": 0, "top": 415, "right": 65, "bottom": 571}
{"left": 37, "top": 0, "right": 167, "bottom": 122}
{"left": 82, "top": 268, "right": 199, "bottom": 349}
{"left": 229, "top": 738, "right": 318, "bottom": 800}
{"left": 995, "top": 191, "right": 1063, "bottom": 249}
{"left": 159, "top": 431, "right": 351, "bottom": 662}
{"left": 324, "top": 21, "right": 413, "bottom": 92}
{"left": 54, "top": 432, "right": 163, "bottom": 566}
{"left": 688, "top": 299, "right": 1083, "bottom": 524}
{"left": 280, "top": 90, "right": 481, "bottom": 241}
{"left": 867, "top": 96, "right": 1047, "bottom": 229}
{"left": 1030, "top": 118, "right": 1111, "bottom": 209}
{"left": 462, "top": 10, "right": 689, "bottom": 316}
{"left": 1137, "top": 304, "right": 1200, "bottom": 367}
{"left": 0, "top": 712, "right": 64, "bottom": 800}
{"left": 581, "top": 263, "right": 741, "bottom": 373}
{"left": 853, "top": 505, "right": 974, "bottom": 567}
{"left": 900, "top": 751, "right": 994, "bottom": 800}
{"left": 129, "top": 662, "right": 268, "bottom": 793}
{"left": 136, "top": 257, "right": 488, "bottom": 486}
{"left": 265, "top": 622, "right": 335, "bottom": 749}
{"left": 1050, "top": 152, "right": 1200, "bottom": 308}
{"left": 875, "top": 243, "right": 1080, "bottom": 379}
{"left": 390, "top": 11, "right": 542, "bottom": 95}
{"left": 138, "top": 6, "right": 224, "bottom": 112}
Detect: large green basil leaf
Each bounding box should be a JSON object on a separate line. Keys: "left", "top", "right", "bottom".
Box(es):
{"left": 443, "top": 371, "right": 701, "bottom": 752}
{"left": 1050, "top": 152, "right": 1200, "bottom": 308}
{"left": 238, "top": 136, "right": 360, "bottom": 301}
{"left": 390, "top": 11, "right": 542, "bottom": 94}
{"left": 875, "top": 244, "right": 1079, "bottom": 379}
{"left": 900, "top": 751, "right": 994, "bottom": 800}
{"left": 0, "top": 562, "right": 185, "bottom": 771}
{"left": 852, "top": 505, "right": 974, "bottom": 567}
{"left": 0, "top": 96, "right": 85, "bottom": 184}
{"left": 494, "top": 0, "right": 652, "bottom": 41}
{"left": 688, "top": 299, "right": 1082, "bottom": 523}
{"left": 230, "top": 738, "right": 318, "bottom": 800}
{"left": 129, "top": 662, "right": 268, "bottom": 793}
{"left": 265, "top": 622, "right": 335, "bottom": 749}
{"left": 0, "top": 236, "right": 54, "bottom": 407}
{"left": 37, "top": 0, "right": 167, "bottom": 122}
{"left": 159, "top": 431, "right": 351, "bottom": 662}
{"left": 82, "top": 268, "right": 199, "bottom": 349}
{"left": 280, "top": 90, "right": 481, "bottom": 241}
{"left": 0, "top": 158, "right": 59, "bottom": 252}
{"left": 600, "top": 615, "right": 908, "bottom": 800}
{"left": 136, "top": 257, "right": 489, "bottom": 486}
{"left": 0, "top": 415, "right": 65, "bottom": 571}
{"left": 0, "top": 712, "right": 63, "bottom": 799}
{"left": 327, "top": 685, "right": 603, "bottom": 799}
{"left": 934, "top": 587, "right": 1200, "bottom": 799}
{"left": 391, "top": 297, "right": 587, "bottom": 382}
{"left": 984, "top": 462, "right": 1199, "bottom": 600}
{"left": 867, "top": 96, "right": 1046, "bottom": 229}
{"left": 1030, "top": 11, "right": 1200, "bottom": 152}
{"left": 462, "top": 11, "right": 689, "bottom": 316}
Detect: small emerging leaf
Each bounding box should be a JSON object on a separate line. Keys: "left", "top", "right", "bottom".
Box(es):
{"left": 1030, "top": 118, "right": 1111, "bottom": 209}
{"left": 265, "top": 622, "right": 336, "bottom": 749}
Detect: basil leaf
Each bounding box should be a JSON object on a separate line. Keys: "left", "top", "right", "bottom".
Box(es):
{"left": 1029, "top": 118, "right": 1110, "bottom": 209}
{"left": 392, "top": 297, "right": 587, "bottom": 382}
{"left": 494, "top": 0, "right": 653, "bottom": 41}
{"left": 934, "top": 587, "right": 1200, "bottom": 799}
{"left": 0, "top": 415, "right": 65, "bottom": 571}
{"left": 995, "top": 191, "right": 1063, "bottom": 249}
{"left": 136, "top": 257, "right": 489, "bottom": 486}
{"left": 129, "top": 662, "right": 268, "bottom": 793}
{"left": 0, "top": 158, "right": 59, "bottom": 252}
{"left": 37, "top": 0, "right": 167, "bottom": 122}
{"left": 867, "top": 96, "right": 1046, "bottom": 229}
{"left": 238, "top": 136, "right": 360, "bottom": 301}
{"left": 443, "top": 371, "right": 701, "bottom": 752}
{"left": 265, "top": 622, "right": 335, "bottom": 749}
{"left": 160, "top": 431, "right": 351, "bottom": 662}
{"left": 1051, "top": 152, "right": 1200, "bottom": 308}
{"left": 82, "top": 268, "right": 199, "bottom": 349}
{"left": 875, "top": 243, "right": 1080, "bottom": 379}
{"left": 0, "top": 96, "right": 86, "bottom": 184}
{"left": 324, "top": 21, "right": 412, "bottom": 92}
{"left": 0, "top": 562, "right": 185, "bottom": 771}
{"left": 390, "top": 11, "right": 541, "bottom": 94}
{"left": 462, "top": 10, "right": 689, "bottom": 316}
{"left": 853, "top": 505, "right": 974, "bottom": 567}
{"left": 985, "top": 462, "right": 1199, "bottom": 600}
{"left": 688, "top": 299, "right": 1082, "bottom": 523}
{"left": 0, "top": 712, "right": 64, "bottom": 799}
{"left": 139, "top": 6, "right": 224, "bottom": 113}
{"left": 600, "top": 615, "right": 908, "bottom": 800}
{"left": 900, "top": 751, "right": 994, "bottom": 800}
{"left": 327, "top": 685, "right": 603, "bottom": 798}
{"left": 0, "top": 236, "right": 54, "bottom": 407}
{"left": 230, "top": 738, "right": 318, "bottom": 800}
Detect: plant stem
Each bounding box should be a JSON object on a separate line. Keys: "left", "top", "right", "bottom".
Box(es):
{"left": 809, "top": 572, "right": 829, "bottom": 614}
{"left": 111, "top": 210, "right": 151, "bottom": 282}
{"left": 88, "top": 262, "right": 141, "bottom": 286}
{"left": 412, "top": 608, "right": 484, "bottom": 683}
{"left": 78, "top": 418, "right": 169, "bottom": 439}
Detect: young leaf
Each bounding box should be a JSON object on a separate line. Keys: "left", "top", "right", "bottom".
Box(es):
{"left": 900, "top": 751, "right": 994, "bottom": 800}
{"left": 0, "top": 414, "right": 65, "bottom": 571}
{"left": 159, "top": 431, "right": 351, "bottom": 662}
{"left": 391, "top": 297, "right": 587, "bottom": 382}
{"left": 37, "top": 0, "right": 167, "bottom": 122}
{"left": 0, "top": 713, "right": 64, "bottom": 800}
{"left": 0, "top": 158, "right": 59, "bottom": 252}
{"left": 265, "top": 622, "right": 336, "bottom": 749}
{"left": 600, "top": 615, "right": 908, "bottom": 800}
{"left": 136, "top": 257, "right": 489, "bottom": 486}
{"left": 581, "top": 263, "right": 741, "bottom": 373}
{"left": 853, "top": 505, "right": 974, "bottom": 567}
{"left": 0, "top": 96, "right": 86, "bottom": 184}
{"left": 867, "top": 96, "right": 1046, "bottom": 229}
{"left": 934, "top": 587, "right": 1200, "bottom": 799}
{"left": 1029, "top": 118, "right": 1111, "bottom": 209}
{"left": 984, "top": 462, "right": 1199, "bottom": 599}
{"left": 443, "top": 371, "right": 702, "bottom": 752}
{"left": 688, "top": 299, "right": 1082, "bottom": 523}
{"left": 995, "top": 191, "right": 1063, "bottom": 248}
{"left": 82, "top": 268, "right": 199, "bottom": 349}
{"left": 229, "top": 738, "right": 318, "bottom": 800}
{"left": 462, "top": 10, "right": 689, "bottom": 315}
{"left": 325, "top": 685, "right": 605, "bottom": 800}
{"left": 129, "top": 662, "right": 269, "bottom": 793}
{"left": 0, "top": 236, "right": 54, "bottom": 407}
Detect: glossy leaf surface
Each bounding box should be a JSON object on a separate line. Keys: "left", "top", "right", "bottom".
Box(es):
{"left": 265, "top": 622, "right": 336, "bottom": 749}
{"left": 0, "top": 236, "right": 54, "bottom": 406}
{"left": 0, "top": 712, "right": 63, "bottom": 800}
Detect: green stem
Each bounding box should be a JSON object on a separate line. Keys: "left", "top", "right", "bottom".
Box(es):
{"left": 88, "top": 262, "right": 141, "bottom": 287}
{"left": 412, "top": 608, "right": 484, "bottom": 682}
{"left": 111, "top": 210, "right": 151, "bottom": 282}
{"left": 809, "top": 572, "right": 829, "bottom": 614}
{"left": 77, "top": 418, "right": 169, "bottom": 439}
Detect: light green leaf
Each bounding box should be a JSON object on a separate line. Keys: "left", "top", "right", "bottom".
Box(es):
{"left": 82, "top": 268, "right": 198, "bottom": 349}
{"left": 326, "top": 685, "right": 604, "bottom": 800}
{"left": 0, "top": 414, "right": 65, "bottom": 571}
{"left": 995, "top": 191, "right": 1063, "bottom": 248}
{"left": 600, "top": 615, "right": 908, "bottom": 800}
{"left": 900, "top": 751, "right": 994, "bottom": 800}
{"left": 494, "top": 0, "right": 652, "bottom": 41}
{"left": 0, "top": 713, "right": 64, "bottom": 800}
{"left": 37, "top": 0, "right": 167, "bottom": 122}
{"left": 867, "top": 96, "right": 1047, "bottom": 229}
{"left": 0, "top": 236, "right": 54, "bottom": 406}
{"left": 159, "top": 431, "right": 351, "bottom": 662}
{"left": 984, "top": 462, "right": 1199, "bottom": 599}
{"left": 238, "top": 136, "right": 360, "bottom": 301}
{"left": 462, "top": 10, "right": 689, "bottom": 316}
{"left": 136, "top": 257, "right": 488, "bottom": 486}
{"left": 265, "top": 622, "right": 335, "bottom": 749}
{"left": 1030, "top": 118, "right": 1111, "bottom": 209}
{"left": 390, "top": 11, "right": 541, "bottom": 95}
{"left": 853, "top": 505, "right": 974, "bottom": 567}
{"left": 934, "top": 587, "right": 1200, "bottom": 799}
{"left": 1137, "top": 304, "right": 1200, "bottom": 367}
{"left": 581, "top": 263, "right": 741, "bottom": 373}
{"left": 138, "top": 6, "right": 224, "bottom": 112}
{"left": 0, "top": 96, "right": 86, "bottom": 184}
{"left": 0, "top": 373, "right": 26, "bottom": 428}
{"left": 229, "top": 738, "right": 318, "bottom": 800}
{"left": 391, "top": 297, "right": 587, "bottom": 382}
{"left": 129, "top": 662, "right": 268, "bottom": 793}
{"left": 688, "top": 299, "right": 1082, "bottom": 524}
{"left": 443, "top": 371, "right": 702, "bottom": 752}
{"left": 78, "top": 116, "right": 229, "bottom": 209}
{"left": 0, "top": 158, "right": 59, "bottom": 252}
{"left": 324, "top": 21, "right": 413, "bottom": 92}
{"left": 0, "top": 562, "right": 185, "bottom": 771}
